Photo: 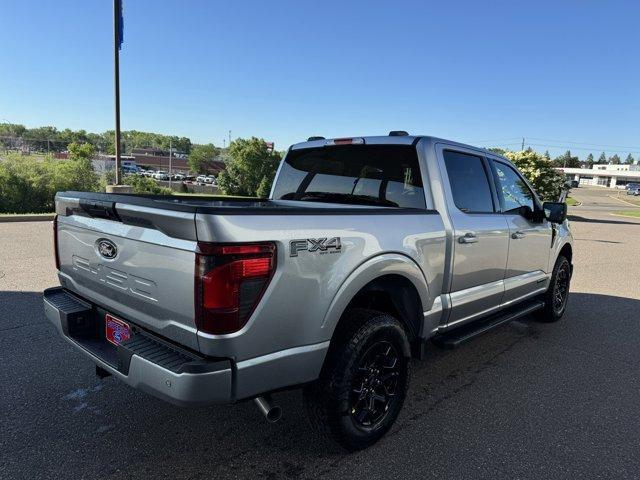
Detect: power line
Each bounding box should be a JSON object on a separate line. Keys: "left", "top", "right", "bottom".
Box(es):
{"left": 473, "top": 141, "right": 639, "bottom": 155}
{"left": 465, "top": 137, "right": 522, "bottom": 144}
{"left": 525, "top": 143, "right": 638, "bottom": 153}
{"left": 527, "top": 137, "right": 640, "bottom": 151}
{"left": 469, "top": 136, "right": 640, "bottom": 153}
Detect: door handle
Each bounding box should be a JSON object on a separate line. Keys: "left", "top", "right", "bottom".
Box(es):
{"left": 511, "top": 231, "right": 526, "bottom": 239}
{"left": 458, "top": 232, "right": 478, "bottom": 244}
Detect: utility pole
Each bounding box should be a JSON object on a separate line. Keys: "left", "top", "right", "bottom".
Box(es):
{"left": 169, "top": 139, "right": 173, "bottom": 189}
{"left": 228, "top": 130, "right": 232, "bottom": 146}
{"left": 113, "top": 0, "right": 122, "bottom": 185}
{"left": 521, "top": 137, "right": 525, "bottom": 151}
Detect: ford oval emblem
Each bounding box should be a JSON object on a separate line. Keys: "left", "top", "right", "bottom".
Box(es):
{"left": 97, "top": 238, "right": 118, "bottom": 259}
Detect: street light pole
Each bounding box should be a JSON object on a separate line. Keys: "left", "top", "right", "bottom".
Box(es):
{"left": 113, "top": 0, "right": 122, "bottom": 185}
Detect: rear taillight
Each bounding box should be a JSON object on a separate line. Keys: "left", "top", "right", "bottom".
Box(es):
{"left": 53, "top": 215, "right": 60, "bottom": 270}
{"left": 195, "top": 242, "right": 276, "bottom": 335}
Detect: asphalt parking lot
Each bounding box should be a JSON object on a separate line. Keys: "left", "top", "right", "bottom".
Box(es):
{"left": 2, "top": 187, "right": 640, "bottom": 480}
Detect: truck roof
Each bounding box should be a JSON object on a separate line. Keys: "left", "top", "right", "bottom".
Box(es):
{"left": 290, "top": 135, "right": 500, "bottom": 158}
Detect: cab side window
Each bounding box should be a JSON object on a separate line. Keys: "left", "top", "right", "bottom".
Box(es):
{"left": 493, "top": 161, "right": 535, "bottom": 213}
{"left": 443, "top": 150, "right": 495, "bottom": 213}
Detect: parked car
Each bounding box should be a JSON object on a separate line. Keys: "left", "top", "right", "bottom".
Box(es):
{"left": 154, "top": 171, "right": 170, "bottom": 181}
{"left": 627, "top": 185, "right": 640, "bottom": 196}
{"left": 45, "top": 134, "right": 573, "bottom": 451}
{"left": 196, "top": 174, "right": 208, "bottom": 184}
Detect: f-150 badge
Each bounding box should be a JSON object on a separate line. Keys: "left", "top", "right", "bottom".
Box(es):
{"left": 290, "top": 237, "right": 342, "bottom": 257}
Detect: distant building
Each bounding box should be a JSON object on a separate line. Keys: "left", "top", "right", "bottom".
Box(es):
{"left": 557, "top": 163, "right": 640, "bottom": 188}
{"left": 132, "top": 152, "right": 189, "bottom": 172}
{"left": 131, "top": 149, "right": 226, "bottom": 175}
{"left": 93, "top": 154, "right": 137, "bottom": 174}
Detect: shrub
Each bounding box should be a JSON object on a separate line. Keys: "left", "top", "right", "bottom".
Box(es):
{"left": 0, "top": 153, "right": 99, "bottom": 213}
{"left": 125, "top": 175, "right": 174, "bottom": 195}
{"left": 502, "top": 150, "right": 566, "bottom": 201}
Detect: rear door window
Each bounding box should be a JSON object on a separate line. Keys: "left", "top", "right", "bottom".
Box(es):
{"left": 272, "top": 144, "right": 426, "bottom": 209}
{"left": 443, "top": 150, "right": 495, "bottom": 213}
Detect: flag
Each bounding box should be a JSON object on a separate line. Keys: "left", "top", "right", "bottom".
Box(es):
{"left": 117, "top": 0, "right": 124, "bottom": 50}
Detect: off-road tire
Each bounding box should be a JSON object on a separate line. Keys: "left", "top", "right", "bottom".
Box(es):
{"left": 303, "top": 308, "right": 411, "bottom": 451}
{"left": 535, "top": 254, "right": 571, "bottom": 323}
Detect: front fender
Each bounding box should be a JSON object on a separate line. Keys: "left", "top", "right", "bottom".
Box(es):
{"left": 320, "top": 253, "right": 433, "bottom": 338}
{"left": 550, "top": 220, "right": 574, "bottom": 271}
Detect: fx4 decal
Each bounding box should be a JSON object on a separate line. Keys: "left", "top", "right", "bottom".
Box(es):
{"left": 290, "top": 237, "right": 342, "bottom": 257}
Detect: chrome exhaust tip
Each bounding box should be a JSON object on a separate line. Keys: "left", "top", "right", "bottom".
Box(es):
{"left": 254, "top": 395, "right": 282, "bottom": 423}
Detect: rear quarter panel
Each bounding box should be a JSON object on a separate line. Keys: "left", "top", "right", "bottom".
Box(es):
{"left": 194, "top": 211, "right": 446, "bottom": 361}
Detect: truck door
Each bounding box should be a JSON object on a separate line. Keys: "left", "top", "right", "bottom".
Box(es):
{"left": 489, "top": 159, "right": 552, "bottom": 304}
{"left": 438, "top": 147, "right": 510, "bottom": 327}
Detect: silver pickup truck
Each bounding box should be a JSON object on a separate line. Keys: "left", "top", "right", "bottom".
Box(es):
{"left": 44, "top": 134, "right": 573, "bottom": 450}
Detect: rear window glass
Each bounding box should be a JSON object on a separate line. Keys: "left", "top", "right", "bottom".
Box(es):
{"left": 272, "top": 145, "right": 426, "bottom": 209}
{"left": 443, "top": 150, "right": 495, "bottom": 213}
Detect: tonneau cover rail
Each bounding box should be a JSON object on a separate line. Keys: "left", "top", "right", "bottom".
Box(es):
{"left": 56, "top": 191, "right": 435, "bottom": 216}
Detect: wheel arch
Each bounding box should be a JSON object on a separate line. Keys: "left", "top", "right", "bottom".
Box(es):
{"left": 558, "top": 242, "right": 573, "bottom": 264}
{"left": 320, "top": 253, "right": 432, "bottom": 357}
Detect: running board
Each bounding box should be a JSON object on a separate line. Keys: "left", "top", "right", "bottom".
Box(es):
{"left": 432, "top": 300, "right": 545, "bottom": 349}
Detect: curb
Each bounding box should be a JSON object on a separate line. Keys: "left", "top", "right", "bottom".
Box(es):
{"left": 0, "top": 214, "right": 55, "bottom": 223}
{"left": 607, "top": 195, "right": 640, "bottom": 208}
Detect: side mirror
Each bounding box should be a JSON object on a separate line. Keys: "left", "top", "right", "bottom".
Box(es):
{"left": 543, "top": 202, "right": 567, "bottom": 224}
{"left": 519, "top": 205, "right": 545, "bottom": 223}
{"left": 518, "top": 205, "right": 532, "bottom": 219}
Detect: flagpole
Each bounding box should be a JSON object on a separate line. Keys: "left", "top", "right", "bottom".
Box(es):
{"left": 113, "top": 0, "right": 122, "bottom": 185}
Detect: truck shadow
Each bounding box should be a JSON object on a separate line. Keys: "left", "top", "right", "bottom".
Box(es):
{"left": 568, "top": 214, "right": 640, "bottom": 225}
{"left": 3, "top": 291, "right": 640, "bottom": 479}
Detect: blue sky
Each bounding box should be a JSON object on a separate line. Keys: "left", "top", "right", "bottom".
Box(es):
{"left": 1, "top": 0, "right": 638, "bottom": 158}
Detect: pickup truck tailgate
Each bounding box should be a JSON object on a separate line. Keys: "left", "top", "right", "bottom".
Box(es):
{"left": 55, "top": 198, "right": 199, "bottom": 350}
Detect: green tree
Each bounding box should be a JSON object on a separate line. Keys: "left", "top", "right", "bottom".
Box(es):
{"left": 61, "top": 142, "right": 99, "bottom": 192}
{"left": 188, "top": 143, "right": 220, "bottom": 174}
{"left": 609, "top": 154, "right": 621, "bottom": 164}
{"left": 27, "top": 126, "right": 59, "bottom": 148}
{"left": 586, "top": 153, "right": 594, "bottom": 168}
{"left": 503, "top": 150, "right": 566, "bottom": 201}
{"left": 543, "top": 150, "right": 551, "bottom": 161}
{"left": 216, "top": 137, "right": 281, "bottom": 197}
{"left": 68, "top": 141, "right": 95, "bottom": 160}
{"left": 624, "top": 153, "right": 635, "bottom": 164}
{"left": 597, "top": 152, "right": 607, "bottom": 164}
{"left": 553, "top": 150, "right": 580, "bottom": 168}
{"left": 488, "top": 147, "right": 506, "bottom": 155}
{"left": 256, "top": 176, "right": 272, "bottom": 198}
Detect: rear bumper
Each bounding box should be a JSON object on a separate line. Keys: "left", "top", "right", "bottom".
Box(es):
{"left": 43, "top": 287, "right": 233, "bottom": 407}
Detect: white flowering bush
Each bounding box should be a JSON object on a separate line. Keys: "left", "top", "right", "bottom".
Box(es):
{"left": 503, "top": 150, "right": 566, "bottom": 201}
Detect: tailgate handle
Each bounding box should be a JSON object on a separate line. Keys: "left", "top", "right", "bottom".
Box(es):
{"left": 79, "top": 199, "right": 120, "bottom": 221}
